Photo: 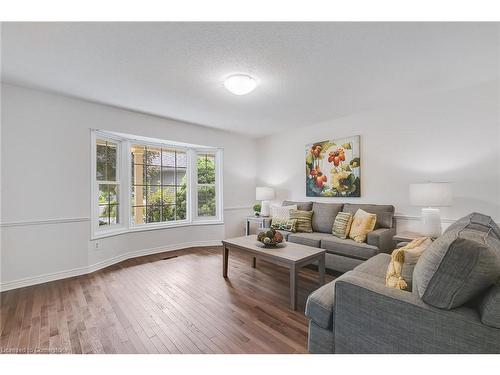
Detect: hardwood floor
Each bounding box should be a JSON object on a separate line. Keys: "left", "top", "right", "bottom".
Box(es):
{"left": 0, "top": 246, "right": 334, "bottom": 354}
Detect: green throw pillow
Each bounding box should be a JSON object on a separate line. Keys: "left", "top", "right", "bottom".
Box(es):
{"left": 332, "top": 212, "right": 354, "bottom": 239}
{"left": 289, "top": 209, "right": 313, "bottom": 233}
{"left": 271, "top": 218, "right": 297, "bottom": 232}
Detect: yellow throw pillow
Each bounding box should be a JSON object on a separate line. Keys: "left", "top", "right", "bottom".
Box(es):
{"left": 348, "top": 209, "right": 377, "bottom": 243}
{"left": 386, "top": 237, "right": 433, "bottom": 290}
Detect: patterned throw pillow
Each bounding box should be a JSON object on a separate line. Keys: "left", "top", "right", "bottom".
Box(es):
{"left": 348, "top": 209, "right": 377, "bottom": 243}
{"left": 270, "top": 218, "right": 298, "bottom": 232}
{"left": 332, "top": 212, "right": 354, "bottom": 239}
{"left": 385, "top": 237, "right": 433, "bottom": 291}
{"left": 270, "top": 204, "right": 297, "bottom": 220}
{"left": 289, "top": 209, "right": 313, "bottom": 233}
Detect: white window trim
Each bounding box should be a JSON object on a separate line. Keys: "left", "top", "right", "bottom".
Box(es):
{"left": 90, "top": 129, "right": 223, "bottom": 240}
{"left": 193, "top": 150, "right": 224, "bottom": 223}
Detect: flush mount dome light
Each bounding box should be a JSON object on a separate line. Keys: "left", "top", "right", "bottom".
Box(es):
{"left": 224, "top": 74, "right": 257, "bottom": 95}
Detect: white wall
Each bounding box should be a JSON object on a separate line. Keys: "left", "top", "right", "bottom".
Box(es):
{"left": 2, "top": 79, "right": 499, "bottom": 290}
{"left": 256, "top": 81, "right": 500, "bottom": 231}
{"left": 1, "top": 83, "right": 256, "bottom": 290}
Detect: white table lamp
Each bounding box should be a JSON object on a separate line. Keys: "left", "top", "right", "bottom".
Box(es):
{"left": 256, "top": 187, "right": 275, "bottom": 217}
{"left": 409, "top": 182, "right": 452, "bottom": 238}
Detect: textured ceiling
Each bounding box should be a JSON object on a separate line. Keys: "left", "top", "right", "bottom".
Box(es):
{"left": 1, "top": 22, "right": 498, "bottom": 137}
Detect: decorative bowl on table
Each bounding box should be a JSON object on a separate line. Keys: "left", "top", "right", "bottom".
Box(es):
{"left": 256, "top": 228, "right": 284, "bottom": 247}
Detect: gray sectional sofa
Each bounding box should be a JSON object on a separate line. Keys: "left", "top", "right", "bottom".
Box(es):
{"left": 278, "top": 201, "right": 396, "bottom": 273}
{"left": 305, "top": 212, "right": 500, "bottom": 353}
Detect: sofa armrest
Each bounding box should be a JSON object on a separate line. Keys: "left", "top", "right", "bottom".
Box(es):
{"left": 366, "top": 227, "right": 396, "bottom": 252}
{"left": 333, "top": 272, "right": 500, "bottom": 353}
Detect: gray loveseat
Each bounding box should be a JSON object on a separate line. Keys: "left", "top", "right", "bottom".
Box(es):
{"left": 305, "top": 212, "right": 500, "bottom": 353}
{"left": 277, "top": 201, "right": 396, "bottom": 273}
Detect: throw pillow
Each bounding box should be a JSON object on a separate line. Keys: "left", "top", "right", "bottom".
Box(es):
{"left": 270, "top": 218, "right": 298, "bottom": 232}
{"left": 270, "top": 204, "right": 297, "bottom": 220}
{"left": 413, "top": 216, "right": 500, "bottom": 309}
{"left": 348, "top": 209, "right": 377, "bottom": 243}
{"left": 289, "top": 209, "right": 313, "bottom": 233}
{"left": 283, "top": 200, "right": 313, "bottom": 211}
{"left": 332, "top": 212, "right": 354, "bottom": 239}
{"left": 385, "top": 237, "right": 433, "bottom": 291}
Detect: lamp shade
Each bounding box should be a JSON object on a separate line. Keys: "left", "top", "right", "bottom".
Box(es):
{"left": 409, "top": 182, "right": 452, "bottom": 207}
{"left": 256, "top": 187, "right": 275, "bottom": 201}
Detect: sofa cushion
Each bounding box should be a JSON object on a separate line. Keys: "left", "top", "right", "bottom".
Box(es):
{"left": 283, "top": 200, "right": 313, "bottom": 211}
{"left": 288, "top": 232, "right": 327, "bottom": 247}
{"left": 321, "top": 236, "right": 379, "bottom": 260}
{"left": 312, "top": 202, "right": 343, "bottom": 233}
{"left": 413, "top": 220, "right": 500, "bottom": 309}
{"left": 305, "top": 280, "right": 337, "bottom": 329}
{"left": 326, "top": 253, "right": 364, "bottom": 273}
{"left": 445, "top": 212, "right": 500, "bottom": 240}
{"left": 479, "top": 283, "right": 500, "bottom": 328}
{"left": 342, "top": 203, "right": 394, "bottom": 229}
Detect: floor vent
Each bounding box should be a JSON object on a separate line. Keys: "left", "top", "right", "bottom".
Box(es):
{"left": 162, "top": 255, "right": 178, "bottom": 261}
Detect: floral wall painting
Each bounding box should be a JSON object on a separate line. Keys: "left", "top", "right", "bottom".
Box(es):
{"left": 306, "top": 136, "right": 361, "bottom": 197}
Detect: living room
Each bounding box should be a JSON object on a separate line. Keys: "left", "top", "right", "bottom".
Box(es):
{"left": 1, "top": 1, "right": 499, "bottom": 372}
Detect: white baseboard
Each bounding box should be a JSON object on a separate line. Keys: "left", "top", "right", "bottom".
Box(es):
{"left": 0, "top": 240, "right": 222, "bottom": 292}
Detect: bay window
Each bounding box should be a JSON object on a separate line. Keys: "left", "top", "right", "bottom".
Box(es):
{"left": 91, "top": 130, "right": 223, "bottom": 239}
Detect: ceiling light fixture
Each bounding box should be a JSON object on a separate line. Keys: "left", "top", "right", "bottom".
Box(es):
{"left": 224, "top": 74, "right": 257, "bottom": 95}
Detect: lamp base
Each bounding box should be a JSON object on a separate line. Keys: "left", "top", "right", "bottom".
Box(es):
{"left": 421, "top": 207, "right": 442, "bottom": 238}
{"left": 260, "top": 200, "right": 271, "bottom": 217}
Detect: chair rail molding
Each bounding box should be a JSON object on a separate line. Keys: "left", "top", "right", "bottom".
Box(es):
{"left": 2, "top": 213, "right": 497, "bottom": 227}
{"left": 0, "top": 217, "right": 91, "bottom": 227}
{"left": 394, "top": 214, "right": 455, "bottom": 224}
{"left": 1, "top": 206, "right": 252, "bottom": 228}
{"left": 224, "top": 206, "right": 252, "bottom": 211}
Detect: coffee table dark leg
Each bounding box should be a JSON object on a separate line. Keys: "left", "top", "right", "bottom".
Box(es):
{"left": 252, "top": 257, "right": 257, "bottom": 268}
{"left": 319, "top": 253, "right": 326, "bottom": 286}
{"left": 222, "top": 244, "right": 229, "bottom": 278}
{"left": 290, "top": 264, "right": 298, "bottom": 310}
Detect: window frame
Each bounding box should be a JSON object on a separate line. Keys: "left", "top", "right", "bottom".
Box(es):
{"left": 91, "top": 131, "right": 126, "bottom": 237}
{"left": 91, "top": 130, "right": 223, "bottom": 240}
{"left": 193, "top": 150, "right": 223, "bottom": 222}
{"left": 129, "top": 142, "right": 191, "bottom": 228}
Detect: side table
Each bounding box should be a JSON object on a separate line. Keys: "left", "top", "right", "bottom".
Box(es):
{"left": 245, "top": 215, "right": 272, "bottom": 236}
{"left": 393, "top": 231, "right": 425, "bottom": 247}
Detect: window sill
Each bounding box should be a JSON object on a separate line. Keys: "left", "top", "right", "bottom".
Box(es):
{"left": 91, "top": 219, "right": 224, "bottom": 240}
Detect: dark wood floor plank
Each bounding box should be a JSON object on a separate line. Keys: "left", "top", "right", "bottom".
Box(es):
{"left": 0, "top": 246, "right": 333, "bottom": 354}
{"left": 134, "top": 259, "right": 244, "bottom": 354}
